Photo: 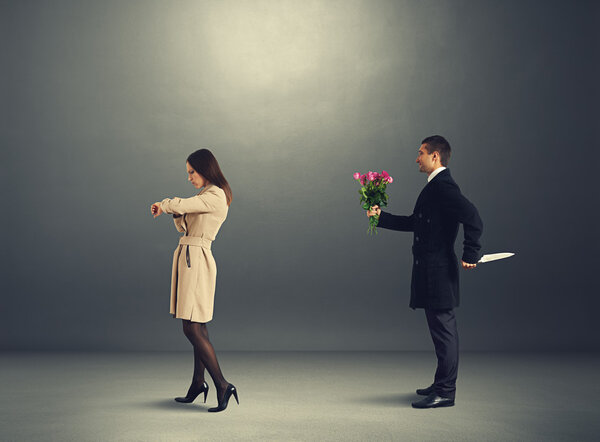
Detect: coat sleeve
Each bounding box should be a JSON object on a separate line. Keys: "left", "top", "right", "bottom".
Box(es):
{"left": 439, "top": 183, "right": 483, "bottom": 264}
{"left": 172, "top": 214, "right": 186, "bottom": 233}
{"left": 159, "top": 186, "right": 225, "bottom": 216}
{"left": 377, "top": 210, "right": 415, "bottom": 232}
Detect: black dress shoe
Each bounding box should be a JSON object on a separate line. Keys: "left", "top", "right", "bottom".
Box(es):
{"left": 416, "top": 384, "right": 435, "bottom": 396}
{"left": 411, "top": 393, "right": 455, "bottom": 409}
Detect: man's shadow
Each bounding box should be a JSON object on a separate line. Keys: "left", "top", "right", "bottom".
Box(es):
{"left": 357, "top": 393, "right": 416, "bottom": 408}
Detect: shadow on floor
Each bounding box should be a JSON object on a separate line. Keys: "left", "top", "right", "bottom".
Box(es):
{"left": 144, "top": 399, "right": 210, "bottom": 412}
{"left": 357, "top": 393, "right": 417, "bottom": 407}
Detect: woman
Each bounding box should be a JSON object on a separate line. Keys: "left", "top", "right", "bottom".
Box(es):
{"left": 150, "top": 148, "right": 238, "bottom": 413}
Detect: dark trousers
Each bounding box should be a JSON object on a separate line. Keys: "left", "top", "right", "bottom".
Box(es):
{"left": 425, "top": 308, "right": 459, "bottom": 399}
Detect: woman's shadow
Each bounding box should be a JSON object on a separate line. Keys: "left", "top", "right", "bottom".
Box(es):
{"left": 144, "top": 399, "right": 210, "bottom": 412}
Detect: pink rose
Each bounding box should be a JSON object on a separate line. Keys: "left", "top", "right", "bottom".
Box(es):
{"left": 367, "top": 171, "right": 376, "bottom": 181}
{"left": 353, "top": 172, "right": 360, "bottom": 180}
{"left": 382, "top": 170, "right": 389, "bottom": 178}
{"left": 360, "top": 175, "right": 366, "bottom": 185}
{"left": 386, "top": 176, "right": 394, "bottom": 183}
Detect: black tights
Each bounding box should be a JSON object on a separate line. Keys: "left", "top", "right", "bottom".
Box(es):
{"left": 182, "top": 320, "right": 229, "bottom": 399}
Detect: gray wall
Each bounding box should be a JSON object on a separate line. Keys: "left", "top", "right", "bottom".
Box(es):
{"left": 2, "top": 0, "right": 598, "bottom": 351}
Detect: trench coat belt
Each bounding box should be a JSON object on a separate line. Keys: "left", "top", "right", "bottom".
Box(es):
{"left": 178, "top": 236, "right": 213, "bottom": 268}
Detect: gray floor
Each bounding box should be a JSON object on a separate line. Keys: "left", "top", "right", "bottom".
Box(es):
{"left": 1, "top": 352, "right": 598, "bottom": 441}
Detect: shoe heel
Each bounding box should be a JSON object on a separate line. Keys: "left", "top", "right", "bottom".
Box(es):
{"left": 203, "top": 388, "right": 208, "bottom": 403}
{"left": 232, "top": 387, "right": 239, "bottom": 405}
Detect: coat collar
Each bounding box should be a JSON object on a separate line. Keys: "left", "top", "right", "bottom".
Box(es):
{"left": 424, "top": 167, "right": 450, "bottom": 184}
{"left": 197, "top": 183, "right": 215, "bottom": 195}
{"left": 428, "top": 166, "right": 448, "bottom": 182}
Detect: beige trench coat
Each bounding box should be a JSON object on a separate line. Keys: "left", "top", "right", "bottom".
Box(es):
{"left": 159, "top": 185, "right": 228, "bottom": 323}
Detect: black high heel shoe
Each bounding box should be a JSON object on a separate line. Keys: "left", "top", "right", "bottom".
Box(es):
{"left": 207, "top": 384, "right": 239, "bottom": 412}
{"left": 174, "top": 381, "right": 209, "bottom": 403}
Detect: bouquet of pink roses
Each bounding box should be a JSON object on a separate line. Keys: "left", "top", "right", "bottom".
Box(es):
{"left": 354, "top": 170, "right": 393, "bottom": 235}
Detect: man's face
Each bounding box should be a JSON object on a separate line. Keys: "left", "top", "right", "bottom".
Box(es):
{"left": 416, "top": 144, "right": 436, "bottom": 174}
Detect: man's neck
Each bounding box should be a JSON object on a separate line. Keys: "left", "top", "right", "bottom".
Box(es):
{"left": 427, "top": 166, "right": 446, "bottom": 182}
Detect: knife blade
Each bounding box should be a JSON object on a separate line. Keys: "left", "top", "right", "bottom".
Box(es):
{"left": 477, "top": 252, "right": 515, "bottom": 263}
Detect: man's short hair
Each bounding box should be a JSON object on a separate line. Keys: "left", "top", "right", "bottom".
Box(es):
{"left": 421, "top": 135, "right": 451, "bottom": 166}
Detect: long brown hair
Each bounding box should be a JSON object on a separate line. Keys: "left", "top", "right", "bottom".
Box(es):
{"left": 187, "top": 149, "right": 232, "bottom": 206}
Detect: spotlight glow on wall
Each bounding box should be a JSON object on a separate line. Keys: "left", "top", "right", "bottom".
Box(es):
{"left": 203, "top": 2, "right": 328, "bottom": 87}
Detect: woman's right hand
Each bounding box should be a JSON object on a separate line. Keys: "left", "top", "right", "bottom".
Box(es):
{"left": 367, "top": 205, "right": 381, "bottom": 217}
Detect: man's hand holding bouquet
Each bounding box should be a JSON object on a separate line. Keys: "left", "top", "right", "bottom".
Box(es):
{"left": 353, "top": 170, "right": 393, "bottom": 235}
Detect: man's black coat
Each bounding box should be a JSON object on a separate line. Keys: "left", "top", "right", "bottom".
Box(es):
{"left": 378, "top": 169, "right": 483, "bottom": 309}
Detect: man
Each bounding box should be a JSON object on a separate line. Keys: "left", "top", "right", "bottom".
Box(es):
{"left": 368, "top": 135, "right": 483, "bottom": 408}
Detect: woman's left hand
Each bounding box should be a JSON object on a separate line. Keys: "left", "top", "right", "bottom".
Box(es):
{"left": 151, "top": 203, "right": 163, "bottom": 218}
